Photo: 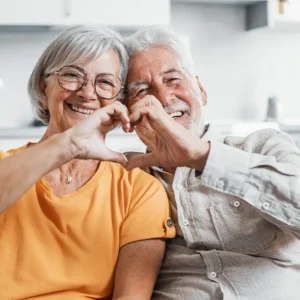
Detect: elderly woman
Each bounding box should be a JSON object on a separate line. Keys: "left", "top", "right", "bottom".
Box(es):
{"left": 0, "top": 25, "right": 175, "bottom": 300}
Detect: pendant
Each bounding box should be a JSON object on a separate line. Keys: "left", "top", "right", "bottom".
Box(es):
{"left": 65, "top": 176, "right": 73, "bottom": 184}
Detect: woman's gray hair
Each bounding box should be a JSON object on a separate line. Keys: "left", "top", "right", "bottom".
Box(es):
{"left": 125, "top": 25, "right": 195, "bottom": 76}
{"left": 28, "top": 24, "right": 128, "bottom": 124}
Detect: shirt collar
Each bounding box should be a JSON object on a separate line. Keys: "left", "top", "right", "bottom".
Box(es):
{"left": 201, "top": 123, "right": 225, "bottom": 143}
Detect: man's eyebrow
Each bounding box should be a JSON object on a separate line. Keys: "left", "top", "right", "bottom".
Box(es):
{"left": 127, "top": 80, "right": 147, "bottom": 91}
{"left": 162, "top": 68, "right": 182, "bottom": 75}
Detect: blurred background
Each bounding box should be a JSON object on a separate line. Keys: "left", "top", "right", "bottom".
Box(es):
{"left": 0, "top": 0, "right": 300, "bottom": 151}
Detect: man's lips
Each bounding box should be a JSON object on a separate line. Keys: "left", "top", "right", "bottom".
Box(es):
{"left": 169, "top": 111, "right": 184, "bottom": 118}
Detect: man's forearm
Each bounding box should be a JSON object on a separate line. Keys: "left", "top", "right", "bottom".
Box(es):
{"left": 187, "top": 140, "right": 211, "bottom": 172}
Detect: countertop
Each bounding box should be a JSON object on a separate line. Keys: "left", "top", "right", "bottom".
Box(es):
{"left": 0, "top": 120, "right": 299, "bottom": 139}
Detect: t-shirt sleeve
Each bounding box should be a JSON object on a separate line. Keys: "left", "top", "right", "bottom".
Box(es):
{"left": 0, "top": 150, "right": 6, "bottom": 160}
{"left": 120, "top": 169, "right": 176, "bottom": 247}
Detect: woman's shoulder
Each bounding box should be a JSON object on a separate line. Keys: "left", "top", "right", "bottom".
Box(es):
{"left": 104, "top": 160, "right": 158, "bottom": 186}
{"left": 0, "top": 143, "right": 30, "bottom": 159}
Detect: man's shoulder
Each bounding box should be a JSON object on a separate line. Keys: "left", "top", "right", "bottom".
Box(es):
{"left": 223, "top": 128, "right": 288, "bottom": 153}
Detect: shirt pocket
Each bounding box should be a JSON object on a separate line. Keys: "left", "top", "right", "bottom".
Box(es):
{"left": 210, "top": 195, "right": 279, "bottom": 255}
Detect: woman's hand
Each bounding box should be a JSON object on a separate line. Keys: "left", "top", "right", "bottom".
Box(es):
{"left": 67, "top": 101, "right": 130, "bottom": 166}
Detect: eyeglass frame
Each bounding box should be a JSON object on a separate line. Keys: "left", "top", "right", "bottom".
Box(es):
{"left": 44, "top": 65, "right": 124, "bottom": 100}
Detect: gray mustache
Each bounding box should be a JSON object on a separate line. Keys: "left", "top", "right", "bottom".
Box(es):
{"left": 163, "top": 99, "right": 191, "bottom": 114}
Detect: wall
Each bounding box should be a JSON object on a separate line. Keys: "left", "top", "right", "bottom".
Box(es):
{"left": 171, "top": 3, "right": 300, "bottom": 122}
{"left": 0, "top": 3, "right": 300, "bottom": 128}
{"left": 0, "top": 30, "right": 58, "bottom": 127}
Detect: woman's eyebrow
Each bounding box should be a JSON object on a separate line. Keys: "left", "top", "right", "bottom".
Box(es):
{"left": 96, "top": 72, "right": 115, "bottom": 77}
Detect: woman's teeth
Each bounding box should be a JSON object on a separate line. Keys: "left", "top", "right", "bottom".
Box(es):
{"left": 70, "top": 104, "right": 94, "bottom": 115}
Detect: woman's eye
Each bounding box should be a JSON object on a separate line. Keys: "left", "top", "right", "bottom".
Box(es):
{"left": 64, "top": 72, "right": 81, "bottom": 78}
{"left": 97, "top": 80, "right": 114, "bottom": 88}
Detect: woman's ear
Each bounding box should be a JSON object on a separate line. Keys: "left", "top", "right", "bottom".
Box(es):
{"left": 39, "top": 76, "right": 48, "bottom": 109}
{"left": 195, "top": 76, "right": 207, "bottom": 106}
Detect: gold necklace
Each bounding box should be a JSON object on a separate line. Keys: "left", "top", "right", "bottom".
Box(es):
{"left": 60, "top": 163, "right": 73, "bottom": 184}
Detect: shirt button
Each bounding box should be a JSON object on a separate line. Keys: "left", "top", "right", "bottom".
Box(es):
{"left": 263, "top": 202, "right": 270, "bottom": 210}
{"left": 166, "top": 219, "right": 174, "bottom": 228}
{"left": 183, "top": 219, "right": 189, "bottom": 226}
{"left": 176, "top": 184, "right": 183, "bottom": 190}
{"left": 210, "top": 272, "right": 217, "bottom": 279}
{"left": 233, "top": 201, "right": 240, "bottom": 208}
{"left": 217, "top": 180, "right": 224, "bottom": 189}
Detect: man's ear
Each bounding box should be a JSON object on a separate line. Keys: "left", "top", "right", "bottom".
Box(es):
{"left": 39, "top": 76, "right": 48, "bottom": 109}
{"left": 195, "top": 76, "right": 207, "bottom": 106}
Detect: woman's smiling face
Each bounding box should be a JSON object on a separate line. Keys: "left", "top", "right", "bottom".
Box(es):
{"left": 41, "top": 49, "right": 121, "bottom": 133}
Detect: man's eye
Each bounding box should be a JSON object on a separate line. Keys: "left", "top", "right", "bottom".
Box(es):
{"left": 167, "top": 78, "right": 181, "bottom": 84}
{"left": 135, "top": 88, "right": 148, "bottom": 97}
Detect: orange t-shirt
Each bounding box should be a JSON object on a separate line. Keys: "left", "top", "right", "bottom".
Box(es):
{"left": 0, "top": 145, "right": 175, "bottom": 300}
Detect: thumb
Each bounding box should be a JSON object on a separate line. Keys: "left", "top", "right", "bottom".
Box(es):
{"left": 126, "top": 153, "right": 157, "bottom": 171}
{"left": 104, "top": 150, "right": 128, "bottom": 167}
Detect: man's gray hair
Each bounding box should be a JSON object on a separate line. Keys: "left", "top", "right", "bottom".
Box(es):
{"left": 125, "top": 25, "right": 195, "bottom": 76}
{"left": 28, "top": 24, "right": 128, "bottom": 124}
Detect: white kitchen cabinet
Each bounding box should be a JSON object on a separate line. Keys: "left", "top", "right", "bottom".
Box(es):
{"left": 269, "top": 0, "right": 300, "bottom": 29}
{"left": 0, "top": 0, "right": 170, "bottom": 28}
{"left": 0, "top": 0, "right": 65, "bottom": 25}
{"left": 246, "top": 0, "right": 300, "bottom": 30}
{"left": 64, "top": 0, "right": 170, "bottom": 28}
{"left": 173, "top": 0, "right": 300, "bottom": 31}
{"left": 172, "top": 0, "right": 265, "bottom": 4}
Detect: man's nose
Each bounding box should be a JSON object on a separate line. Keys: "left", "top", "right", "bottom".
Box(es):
{"left": 153, "top": 85, "right": 173, "bottom": 106}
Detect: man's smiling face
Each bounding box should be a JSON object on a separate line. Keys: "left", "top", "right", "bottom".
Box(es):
{"left": 126, "top": 46, "right": 207, "bottom": 141}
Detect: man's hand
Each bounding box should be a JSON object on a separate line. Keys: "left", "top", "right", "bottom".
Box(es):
{"left": 126, "top": 96, "right": 210, "bottom": 171}
{"left": 67, "top": 101, "right": 130, "bottom": 166}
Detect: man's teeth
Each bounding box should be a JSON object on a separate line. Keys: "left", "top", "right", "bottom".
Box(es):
{"left": 70, "top": 105, "right": 94, "bottom": 115}
{"left": 170, "top": 111, "right": 183, "bottom": 118}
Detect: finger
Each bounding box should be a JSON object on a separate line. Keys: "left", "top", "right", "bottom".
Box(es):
{"left": 101, "top": 102, "right": 130, "bottom": 124}
{"left": 100, "top": 103, "right": 131, "bottom": 132}
{"left": 129, "top": 106, "right": 158, "bottom": 124}
{"left": 129, "top": 107, "right": 174, "bottom": 135}
{"left": 130, "top": 95, "right": 163, "bottom": 112}
{"left": 126, "top": 153, "right": 157, "bottom": 171}
{"left": 128, "top": 125, "right": 135, "bottom": 133}
{"left": 103, "top": 150, "right": 128, "bottom": 167}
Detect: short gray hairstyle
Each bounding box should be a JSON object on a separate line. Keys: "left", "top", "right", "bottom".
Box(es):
{"left": 28, "top": 24, "right": 128, "bottom": 124}
{"left": 125, "top": 25, "right": 195, "bottom": 76}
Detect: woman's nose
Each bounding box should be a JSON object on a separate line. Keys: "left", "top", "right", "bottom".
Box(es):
{"left": 78, "top": 78, "right": 97, "bottom": 101}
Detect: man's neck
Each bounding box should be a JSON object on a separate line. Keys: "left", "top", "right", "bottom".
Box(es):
{"left": 163, "top": 167, "right": 176, "bottom": 175}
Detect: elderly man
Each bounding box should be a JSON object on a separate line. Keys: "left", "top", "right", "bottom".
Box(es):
{"left": 124, "top": 26, "right": 300, "bottom": 300}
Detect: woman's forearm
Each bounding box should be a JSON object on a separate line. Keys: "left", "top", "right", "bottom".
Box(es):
{"left": 0, "top": 132, "right": 78, "bottom": 214}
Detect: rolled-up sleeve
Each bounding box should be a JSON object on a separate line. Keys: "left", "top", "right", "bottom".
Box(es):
{"left": 201, "top": 130, "right": 300, "bottom": 237}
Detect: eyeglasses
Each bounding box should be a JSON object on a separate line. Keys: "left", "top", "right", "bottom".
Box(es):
{"left": 45, "top": 65, "right": 123, "bottom": 100}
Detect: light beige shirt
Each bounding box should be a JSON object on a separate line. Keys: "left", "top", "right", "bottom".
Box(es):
{"left": 129, "top": 125, "right": 300, "bottom": 300}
